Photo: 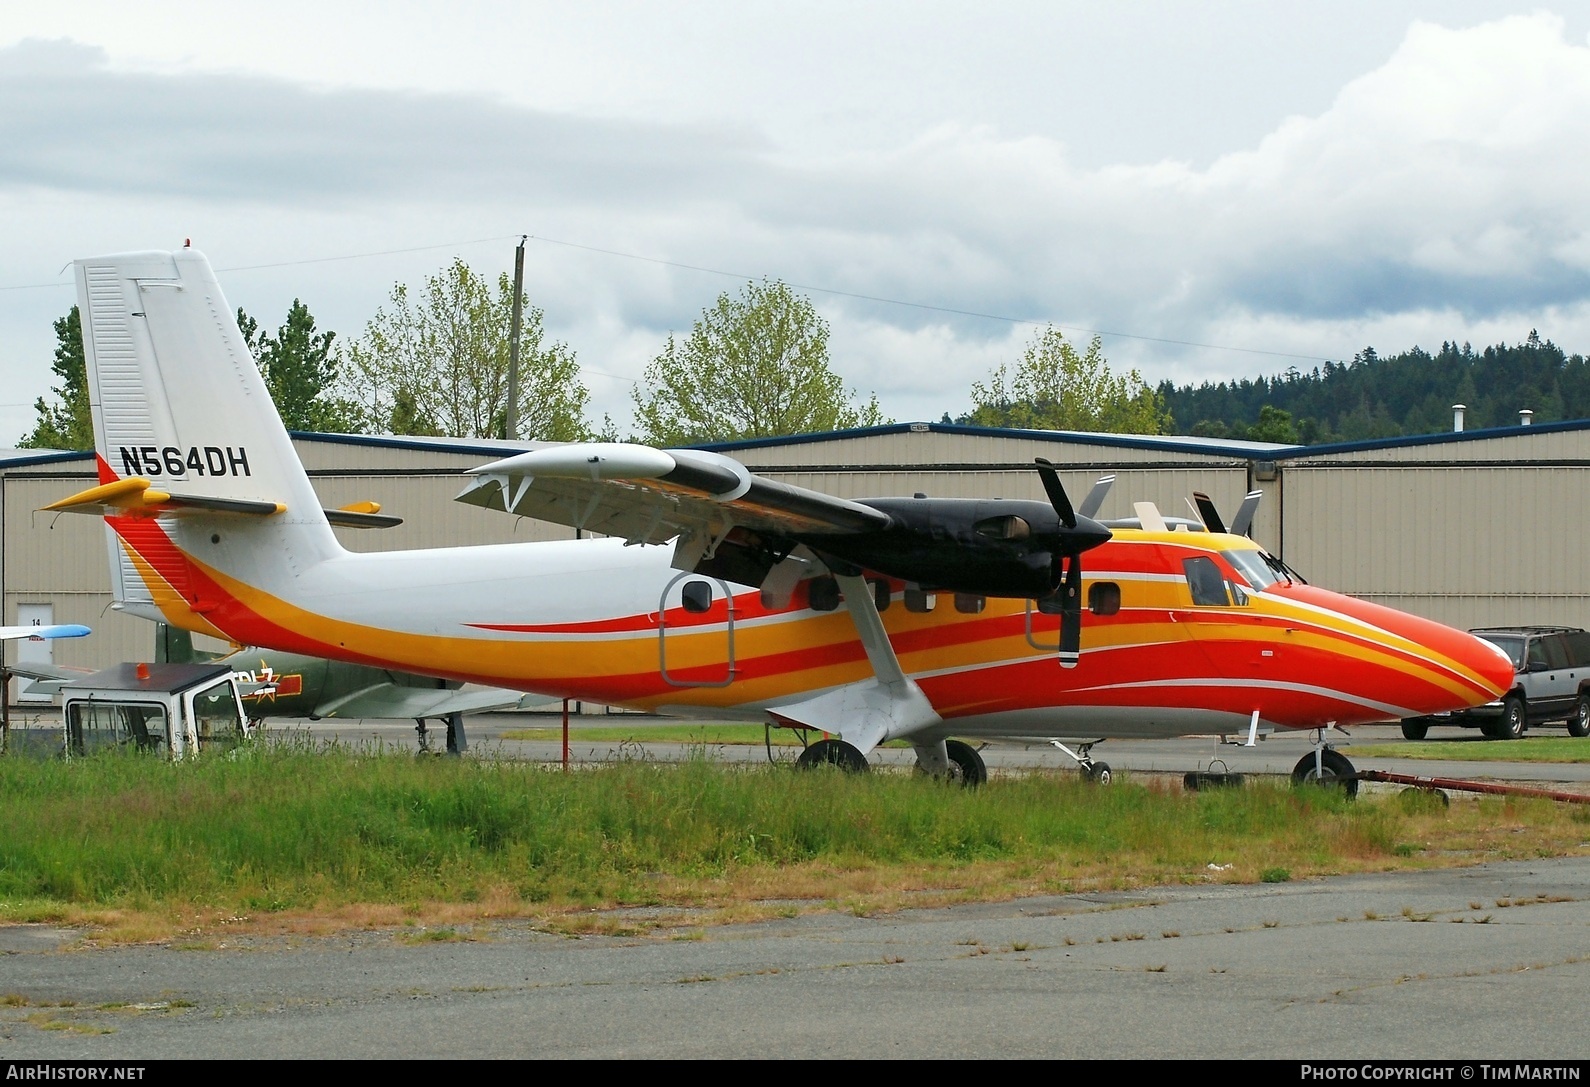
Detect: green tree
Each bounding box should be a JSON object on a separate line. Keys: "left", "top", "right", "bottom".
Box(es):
{"left": 632, "top": 279, "right": 886, "bottom": 445}
{"left": 342, "top": 259, "right": 589, "bottom": 441}
{"left": 1243, "top": 405, "right": 1300, "bottom": 444}
{"left": 19, "top": 306, "right": 93, "bottom": 450}
{"left": 967, "top": 326, "right": 1170, "bottom": 434}
{"left": 242, "top": 301, "right": 359, "bottom": 432}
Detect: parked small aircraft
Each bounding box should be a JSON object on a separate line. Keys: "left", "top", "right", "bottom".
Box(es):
{"left": 46, "top": 248, "right": 1514, "bottom": 787}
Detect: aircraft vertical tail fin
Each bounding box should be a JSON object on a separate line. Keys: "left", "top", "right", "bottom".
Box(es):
{"left": 72, "top": 248, "right": 343, "bottom": 627}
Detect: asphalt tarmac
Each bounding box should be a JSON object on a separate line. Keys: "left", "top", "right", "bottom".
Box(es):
{"left": 4, "top": 857, "right": 1589, "bottom": 1059}
{"left": 314, "top": 712, "right": 1590, "bottom": 789}
{"left": 4, "top": 717, "right": 1588, "bottom": 1059}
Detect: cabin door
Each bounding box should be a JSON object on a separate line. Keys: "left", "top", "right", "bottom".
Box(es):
{"left": 657, "top": 573, "right": 737, "bottom": 688}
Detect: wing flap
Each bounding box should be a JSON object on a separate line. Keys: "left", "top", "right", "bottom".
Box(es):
{"left": 312, "top": 683, "right": 532, "bottom": 720}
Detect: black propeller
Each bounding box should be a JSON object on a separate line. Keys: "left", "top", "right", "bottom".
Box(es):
{"left": 1187, "top": 489, "right": 1262, "bottom": 537}
{"left": 1034, "top": 459, "right": 1112, "bottom": 668}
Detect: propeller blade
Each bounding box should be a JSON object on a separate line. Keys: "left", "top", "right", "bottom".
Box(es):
{"left": 1034, "top": 458, "right": 1076, "bottom": 528}
{"left": 1058, "top": 556, "right": 1083, "bottom": 668}
{"left": 1077, "top": 475, "right": 1114, "bottom": 520}
{"left": 1230, "top": 490, "right": 1263, "bottom": 537}
{"left": 1190, "top": 492, "right": 1226, "bottom": 534}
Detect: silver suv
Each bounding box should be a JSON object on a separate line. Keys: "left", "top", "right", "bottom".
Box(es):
{"left": 1401, "top": 626, "right": 1590, "bottom": 740}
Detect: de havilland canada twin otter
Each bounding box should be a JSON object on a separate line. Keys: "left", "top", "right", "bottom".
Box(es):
{"left": 47, "top": 248, "right": 1514, "bottom": 787}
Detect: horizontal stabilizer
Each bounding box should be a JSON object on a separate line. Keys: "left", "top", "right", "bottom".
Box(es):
{"left": 324, "top": 507, "right": 403, "bottom": 529}
{"left": 43, "top": 479, "right": 284, "bottom": 519}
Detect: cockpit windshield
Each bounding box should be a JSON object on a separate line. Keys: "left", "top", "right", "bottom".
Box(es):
{"left": 1220, "top": 549, "right": 1279, "bottom": 591}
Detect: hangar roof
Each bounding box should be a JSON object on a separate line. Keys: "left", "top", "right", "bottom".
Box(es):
{"left": 8, "top": 415, "right": 1590, "bottom": 472}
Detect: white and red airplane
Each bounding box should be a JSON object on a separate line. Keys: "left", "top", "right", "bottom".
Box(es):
{"left": 46, "top": 248, "right": 1513, "bottom": 786}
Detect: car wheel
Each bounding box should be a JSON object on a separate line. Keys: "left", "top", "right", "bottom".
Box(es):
{"left": 1400, "top": 718, "right": 1429, "bottom": 741}
{"left": 1569, "top": 694, "right": 1590, "bottom": 739}
{"left": 1492, "top": 696, "right": 1527, "bottom": 740}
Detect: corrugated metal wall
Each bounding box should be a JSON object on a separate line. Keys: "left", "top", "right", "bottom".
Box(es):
{"left": 1280, "top": 463, "right": 1590, "bottom": 628}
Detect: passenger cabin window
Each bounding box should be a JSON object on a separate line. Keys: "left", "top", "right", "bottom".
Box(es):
{"left": 954, "top": 593, "right": 985, "bottom": 614}
{"left": 904, "top": 588, "right": 936, "bottom": 613}
{"left": 681, "top": 580, "right": 713, "bottom": 614}
{"left": 870, "top": 579, "right": 891, "bottom": 612}
{"left": 808, "top": 577, "right": 840, "bottom": 612}
{"left": 1182, "top": 556, "right": 1231, "bottom": 607}
{"left": 1088, "top": 582, "right": 1121, "bottom": 616}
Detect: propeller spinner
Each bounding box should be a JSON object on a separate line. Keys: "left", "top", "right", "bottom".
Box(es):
{"left": 1034, "top": 459, "right": 1112, "bottom": 668}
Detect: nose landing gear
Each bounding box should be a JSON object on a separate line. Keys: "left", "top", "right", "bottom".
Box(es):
{"left": 1048, "top": 739, "right": 1112, "bottom": 784}
{"left": 1290, "top": 745, "right": 1358, "bottom": 798}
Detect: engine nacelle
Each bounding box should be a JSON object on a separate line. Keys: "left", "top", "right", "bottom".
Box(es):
{"left": 797, "top": 496, "right": 1107, "bottom": 598}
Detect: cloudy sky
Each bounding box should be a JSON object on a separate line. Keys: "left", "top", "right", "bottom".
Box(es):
{"left": 3, "top": 1, "right": 1588, "bottom": 441}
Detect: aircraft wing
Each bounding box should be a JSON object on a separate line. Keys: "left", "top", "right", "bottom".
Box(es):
{"left": 4, "top": 659, "right": 93, "bottom": 698}
{"left": 456, "top": 443, "right": 890, "bottom": 546}
{"left": 0, "top": 624, "right": 91, "bottom": 641}
{"left": 310, "top": 683, "right": 535, "bottom": 721}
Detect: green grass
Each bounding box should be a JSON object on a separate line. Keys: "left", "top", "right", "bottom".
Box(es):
{"left": 0, "top": 741, "right": 1582, "bottom": 934}
{"left": 1369, "top": 736, "right": 1590, "bottom": 762}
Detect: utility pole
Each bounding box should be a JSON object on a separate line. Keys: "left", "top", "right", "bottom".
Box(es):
{"left": 504, "top": 235, "right": 527, "bottom": 441}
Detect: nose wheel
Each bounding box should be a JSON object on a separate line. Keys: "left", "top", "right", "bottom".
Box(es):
{"left": 1291, "top": 747, "right": 1358, "bottom": 798}
{"left": 1048, "top": 740, "right": 1112, "bottom": 784}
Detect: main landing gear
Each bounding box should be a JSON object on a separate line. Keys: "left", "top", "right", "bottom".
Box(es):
{"left": 1290, "top": 744, "right": 1358, "bottom": 798}
{"left": 794, "top": 737, "right": 870, "bottom": 773}
{"left": 910, "top": 738, "right": 987, "bottom": 787}
{"left": 1048, "top": 739, "right": 1112, "bottom": 784}
{"left": 415, "top": 712, "right": 468, "bottom": 757}
{"left": 791, "top": 735, "right": 989, "bottom": 787}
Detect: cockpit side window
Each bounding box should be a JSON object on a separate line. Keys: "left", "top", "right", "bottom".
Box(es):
{"left": 1182, "top": 556, "right": 1231, "bottom": 607}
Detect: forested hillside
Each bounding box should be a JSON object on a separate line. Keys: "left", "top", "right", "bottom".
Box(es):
{"left": 1160, "top": 333, "right": 1590, "bottom": 444}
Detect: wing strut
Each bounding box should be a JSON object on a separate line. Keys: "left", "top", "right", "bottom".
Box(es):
{"left": 767, "top": 573, "right": 940, "bottom": 755}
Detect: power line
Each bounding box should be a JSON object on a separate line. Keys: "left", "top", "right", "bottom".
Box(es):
{"left": 1, "top": 231, "right": 1341, "bottom": 365}
{"left": 521, "top": 232, "right": 1344, "bottom": 365}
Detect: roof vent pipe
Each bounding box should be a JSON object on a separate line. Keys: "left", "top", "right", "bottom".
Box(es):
{"left": 1452, "top": 404, "right": 1466, "bottom": 432}
{"left": 1519, "top": 409, "right": 1533, "bottom": 426}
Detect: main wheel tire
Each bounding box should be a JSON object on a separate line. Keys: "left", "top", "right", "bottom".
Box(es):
{"left": 1400, "top": 718, "right": 1430, "bottom": 741}
{"left": 943, "top": 739, "right": 988, "bottom": 787}
{"left": 1489, "top": 696, "right": 1527, "bottom": 741}
{"left": 1083, "top": 761, "right": 1112, "bottom": 785}
{"left": 1291, "top": 749, "right": 1359, "bottom": 798}
{"left": 795, "top": 738, "right": 870, "bottom": 773}
{"left": 1569, "top": 695, "right": 1590, "bottom": 739}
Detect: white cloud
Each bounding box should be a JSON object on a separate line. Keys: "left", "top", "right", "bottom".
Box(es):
{"left": 3, "top": 9, "right": 1590, "bottom": 441}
